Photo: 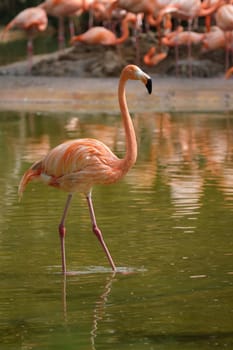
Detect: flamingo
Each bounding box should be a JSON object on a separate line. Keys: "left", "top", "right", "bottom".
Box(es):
{"left": 202, "top": 25, "right": 226, "bottom": 51}
{"left": 70, "top": 12, "right": 136, "bottom": 45}
{"left": 161, "top": 25, "right": 204, "bottom": 75}
{"left": 91, "top": 0, "right": 118, "bottom": 23}
{"left": 215, "top": 3, "right": 233, "bottom": 70}
{"left": 143, "top": 46, "right": 168, "bottom": 66}
{"left": 162, "top": 26, "right": 204, "bottom": 47}
{"left": 1, "top": 7, "right": 48, "bottom": 72}
{"left": 108, "top": 0, "right": 160, "bottom": 62}
{"left": 39, "top": 0, "right": 90, "bottom": 49}
{"left": 18, "top": 64, "right": 152, "bottom": 274}
{"left": 202, "top": 0, "right": 222, "bottom": 32}
{"left": 108, "top": 0, "right": 156, "bottom": 17}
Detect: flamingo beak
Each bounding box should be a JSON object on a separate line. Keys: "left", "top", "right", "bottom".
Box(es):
{"left": 146, "top": 78, "right": 152, "bottom": 94}
{"left": 134, "top": 66, "right": 152, "bottom": 94}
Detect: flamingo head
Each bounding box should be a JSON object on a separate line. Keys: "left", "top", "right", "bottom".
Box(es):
{"left": 122, "top": 65, "right": 152, "bottom": 94}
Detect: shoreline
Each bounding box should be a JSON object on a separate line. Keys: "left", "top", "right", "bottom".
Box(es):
{"left": 0, "top": 58, "right": 233, "bottom": 113}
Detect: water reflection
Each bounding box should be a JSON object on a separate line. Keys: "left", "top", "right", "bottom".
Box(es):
{"left": 1, "top": 111, "right": 233, "bottom": 212}
{"left": 90, "top": 273, "right": 115, "bottom": 350}
{"left": 0, "top": 110, "right": 233, "bottom": 349}
{"left": 1, "top": 110, "right": 233, "bottom": 226}
{"left": 61, "top": 272, "right": 116, "bottom": 350}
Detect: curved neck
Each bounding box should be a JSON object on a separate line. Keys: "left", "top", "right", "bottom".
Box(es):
{"left": 115, "top": 17, "right": 130, "bottom": 44}
{"left": 118, "top": 73, "right": 137, "bottom": 172}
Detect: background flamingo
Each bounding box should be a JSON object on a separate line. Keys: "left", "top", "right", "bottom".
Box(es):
{"left": 70, "top": 12, "right": 136, "bottom": 46}
{"left": 109, "top": 0, "right": 156, "bottom": 18}
{"left": 215, "top": 3, "right": 233, "bottom": 70}
{"left": 39, "top": 0, "right": 90, "bottom": 49}
{"left": 202, "top": 25, "right": 226, "bottom": 51}
{"left": 162, "top": 26, "right": 204, "bottom": 47}
{"left": 143, "top": 46, "right": 168, "bottom": 66}
{"left": 18, "top": 64, "right": 152, "bottom": 274}
{"left": 161, "top": 25, "right": 204, "bottom": 75}
{"left": 1, "top": 7, "right": 48, "bottom": 72}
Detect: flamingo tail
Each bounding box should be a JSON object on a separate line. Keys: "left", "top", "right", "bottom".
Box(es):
{"left": 1, "top": 20, "right": 16, "bottom": 40}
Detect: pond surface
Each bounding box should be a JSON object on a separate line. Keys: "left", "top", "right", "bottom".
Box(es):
{"left": 0, "top": 110, "right": 233, "bottom": 349}
{"left": 0, "top": 35, "right": 58, "bottom": 66}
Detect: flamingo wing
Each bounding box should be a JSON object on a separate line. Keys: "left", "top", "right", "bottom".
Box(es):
{"left": 19, "top": 139, "right": 122, "bottom": 196}
{"left": 72, "top": 27, "right": 117, "bottom": 45}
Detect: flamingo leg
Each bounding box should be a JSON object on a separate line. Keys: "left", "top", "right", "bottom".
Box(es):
{"left": 187, "top": 18, "right": 193, "bottom": 78}
{"left": 231, "top": 32, "right": 233, "bottom": 68}
{"left": 59, "top": 193, "right": 73, "bottom": 274}
{"left": 175, "top": 41, "right": 179, "bottom": 77}
{"left": 134, "top": 14, "right": 142, "bottom": 65}
{"left": 225, "top": 31, "right": 232, "bottom": 71}
{"left": 175, "top": 20, "right": 181, "bottom": 77}
{"left": 27, "top": 33, "right": 33, "bottom": 73}
{"left": 58, "top": 16, "right": 65, "bottom": 50}
{"left": 69, "top": 17, "right": 75, "bottom": 38}
{"left": 133, "top": 27, "right": 140, "bottom": 65}
{"left": 86, "top": 193, "right": 117, "bottom": 272}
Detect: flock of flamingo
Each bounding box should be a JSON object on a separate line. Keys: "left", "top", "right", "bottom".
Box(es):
{"left": 2, "top": 0, "right": 232, "bottom": 274}
{"left": 1, "top": 0, "right": 233, "bottom": 77}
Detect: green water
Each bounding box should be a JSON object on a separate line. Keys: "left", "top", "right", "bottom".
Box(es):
{"left": 0, "top": 111, "right": 233, "bottom": 349}
{"left": 0, "top": 36, "right": 57, "bottom": 66}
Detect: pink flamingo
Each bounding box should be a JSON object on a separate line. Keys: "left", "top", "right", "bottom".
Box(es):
{"left": 202, "top": 0, "right": 222, "bottom": 32}
{"left": 161, "top": 25, "right": 204, "bottom": 75}
{"left": 70, "top": 12, "right": 136, "bottom": 45}
{"left": 108, "top": 0, "right": 159, "bottom": 62}
{"left": 39, "top": 0, "right": 90, "bottom": 49}
{"left": 162, "top": 26, "right": 204, "bottom": 47}
{"left": 143, "top": 46, "right": 167, "bottom": 66}
{"left": 202, "top": 25, "right": 226, "bottom": 51}
{"left": 215, "top": 3, "right": 233, "bottom": 70}
{"left": 18, "top": 64, "right": 152, "bottom": 274}
{"left": 108, "top": 0, "right": 156, "bottom": 17}
{"left": 1, "top": 7, "right": 48, "bottom": 72}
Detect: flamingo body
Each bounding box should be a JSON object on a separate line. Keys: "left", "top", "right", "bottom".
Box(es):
{"left": 216, "top": 4, "right": 233, "bottom": 32}
{"left": 71, "top": 26, "right": 120, "bottom": 45}
{"left": 114, "top": 0, "right": 155, "bottom": 15}
{"left": 19, "top": 64, "right": 152, "bottom": 274}
{"left": 40, "top": 0, "right": 85, "bottom": 17}
{"left": 215, "top": 4, "right": 233, "bottom": 70}
{"left": 2, "top": 7, "right": 47, "bottom": 35}
{"left": 156, "top": 0, "right": 222, "bottom": 21}
{"left": 202, "top": 26, "right": 226, "bottom": 50}
{"left": 162, "top": 30, "right": 204, "bottom": 47}
{"left": 19, "top": 138, "right": 124, "bottom": 195}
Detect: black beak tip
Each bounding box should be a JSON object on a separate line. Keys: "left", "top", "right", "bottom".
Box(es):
{"left": 146, "top": 78, "right": 152, "bottom": 94}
